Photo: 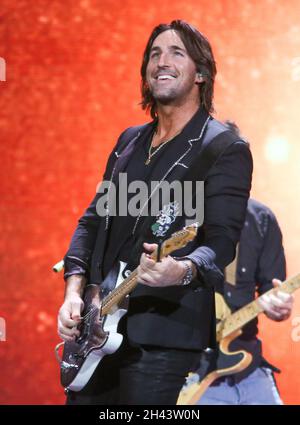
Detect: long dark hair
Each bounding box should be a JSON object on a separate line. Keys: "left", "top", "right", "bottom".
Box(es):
{"left": 141, "top": 20, "right": 217, "bottom": 118}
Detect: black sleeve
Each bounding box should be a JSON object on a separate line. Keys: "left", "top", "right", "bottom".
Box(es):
{"left": 185, "top": 140, "right": 253, "bottom": 286}
{"left": 256, "top": 210, "right": 286, "bottom": 295}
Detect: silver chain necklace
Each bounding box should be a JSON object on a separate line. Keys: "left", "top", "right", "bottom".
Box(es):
{"left": 145, "top": 128, "right": 183, "bottom": 165}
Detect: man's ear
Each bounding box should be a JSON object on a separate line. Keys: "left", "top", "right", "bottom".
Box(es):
{"left": 195, "top": 72, "right": 205, "bottom": 84}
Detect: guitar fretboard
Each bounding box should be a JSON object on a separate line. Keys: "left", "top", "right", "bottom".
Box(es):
{"left": 101, "top": 270, "right": 138, "bottom": 316}
{"left": 217, "top": 273, "right": 300, "bottom": 340}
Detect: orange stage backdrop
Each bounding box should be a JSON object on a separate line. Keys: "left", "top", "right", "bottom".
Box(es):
{"left": 0, "top": 0, "right": 300, "bottom": 404}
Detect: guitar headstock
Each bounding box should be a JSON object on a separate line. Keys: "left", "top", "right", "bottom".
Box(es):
{"left": 158, "top": 223, "right": 199, "bottom": 258}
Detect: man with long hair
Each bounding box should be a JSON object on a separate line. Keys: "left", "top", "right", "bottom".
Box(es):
{"left": 57, "top": 20, "right": 252, "bottom": 404}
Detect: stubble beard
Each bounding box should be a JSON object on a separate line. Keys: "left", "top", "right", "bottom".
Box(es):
{"left": 149, "top": 79, "right": 197, "bottom": 106}
{"left": 152, "top": 90, "right": 178, "bottom": 105}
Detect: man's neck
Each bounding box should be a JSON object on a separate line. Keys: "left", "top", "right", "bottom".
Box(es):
{"left": 155, "top": 101, "right": 201, "bottom": 138}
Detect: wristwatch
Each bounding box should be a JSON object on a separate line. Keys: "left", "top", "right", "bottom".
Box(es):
{"left": 179, "top": 260, "right": 194, "bottom": 286}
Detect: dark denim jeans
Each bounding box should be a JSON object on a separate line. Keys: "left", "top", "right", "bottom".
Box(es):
{"left": 66, "top": 342, "right": 201, "bottom": 405}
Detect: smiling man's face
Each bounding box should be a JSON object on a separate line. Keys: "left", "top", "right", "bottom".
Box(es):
{"left": 146, "top": 29, "right": 201, "bottom": 107}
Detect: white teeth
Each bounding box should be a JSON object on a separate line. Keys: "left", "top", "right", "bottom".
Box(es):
{"left": 157, "top": 75, "right": 175, "bottom": 80}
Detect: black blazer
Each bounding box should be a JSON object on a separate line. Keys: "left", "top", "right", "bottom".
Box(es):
{"left": 64, "top": 108, "right": 253, "bottom": 350}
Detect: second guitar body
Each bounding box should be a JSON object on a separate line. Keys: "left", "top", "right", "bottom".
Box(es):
{"left": 177, "top": 273, "right": 300, "bottom": 404}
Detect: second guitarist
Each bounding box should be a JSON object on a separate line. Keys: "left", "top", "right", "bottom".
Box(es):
{"left": 191, "top": 198, "right": 293, "bottom": 405}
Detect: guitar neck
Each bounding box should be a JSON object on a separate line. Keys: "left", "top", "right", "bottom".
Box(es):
{"left": 101, "top": 269, "right": 138, "bottom": 316}
{"left": 217, "top": 273, "right": 300, "bottom": 340}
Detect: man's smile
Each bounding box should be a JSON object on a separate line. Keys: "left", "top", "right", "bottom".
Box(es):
{"left": 156, "top": 75, "right": 176, "bottom": 80}
{"left": 153, "top": 71, "right": 177, "bottom": 80}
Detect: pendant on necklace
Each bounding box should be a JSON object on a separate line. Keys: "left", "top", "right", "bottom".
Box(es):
{"left": 145, "top": 158, "right": 151, "bottom": 165}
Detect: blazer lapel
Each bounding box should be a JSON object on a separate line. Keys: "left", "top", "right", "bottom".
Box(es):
{"left": 112, "top": 123, "right": 154, "bottom": 185}
{"left": 143, "top": 107, "right": 210, "bottom": 184}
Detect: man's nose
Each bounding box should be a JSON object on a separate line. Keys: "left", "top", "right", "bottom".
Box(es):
{"left": 157, "top": 52, "right": 171, "bottom": 67}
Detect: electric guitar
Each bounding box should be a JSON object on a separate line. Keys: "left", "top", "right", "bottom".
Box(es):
{"left": 54, "top": 223, "right": 198, "bottom": 392}
{"left": 177, "top": 273, "right": 300, "bottom": 405}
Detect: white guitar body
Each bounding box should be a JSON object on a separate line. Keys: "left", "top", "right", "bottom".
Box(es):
{"left": 66, "top": 261, "right": 130, "bottom": 392}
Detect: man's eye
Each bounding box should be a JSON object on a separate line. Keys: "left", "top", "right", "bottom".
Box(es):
{"left": 150, "top": 52, "right": 159, "bottom": 58}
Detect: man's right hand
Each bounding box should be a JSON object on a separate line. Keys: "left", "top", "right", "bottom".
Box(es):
{"left": 58, "top": 294, "right": 84, "bottom": 341}
{"left": 57, "top": 274, "right": 86, "bottom": 342}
